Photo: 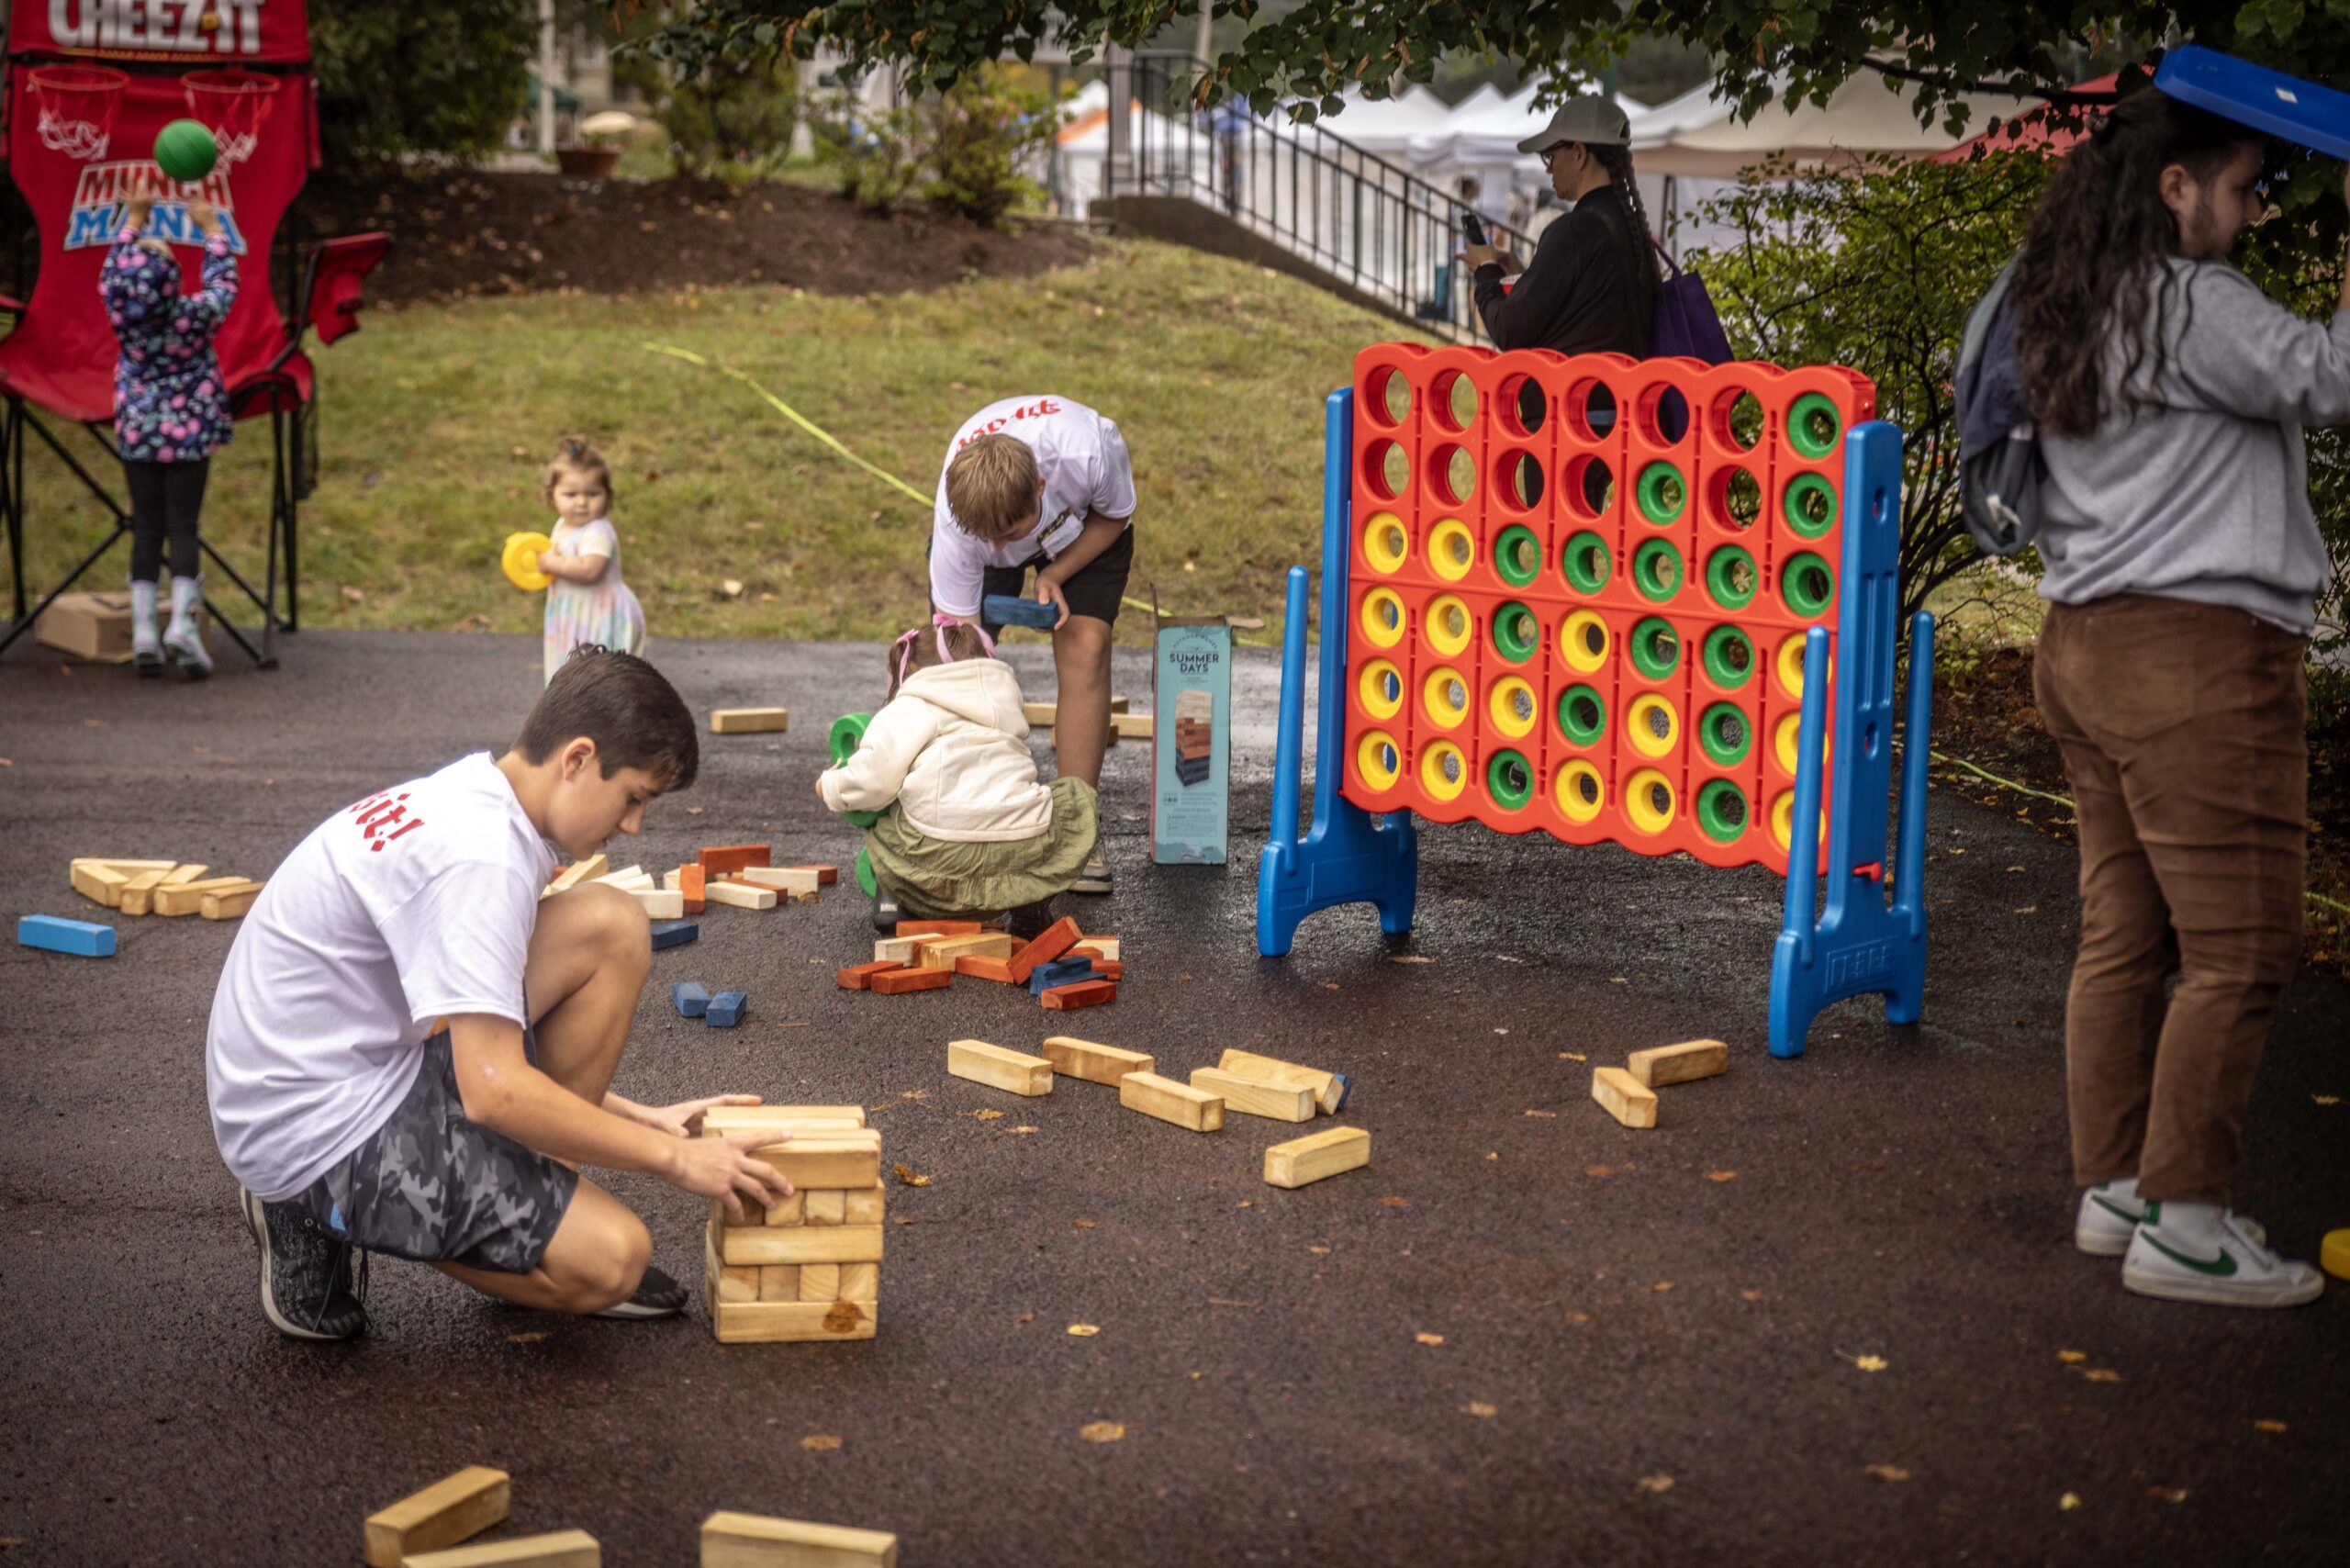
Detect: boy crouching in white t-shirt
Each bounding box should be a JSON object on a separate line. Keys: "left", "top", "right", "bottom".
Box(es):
{"left": 206, "top": 649, "right": 791, "bottom": 1341}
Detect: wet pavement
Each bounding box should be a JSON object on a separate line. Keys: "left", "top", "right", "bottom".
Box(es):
{"left": 1, "top": 630, "right": 2343, "bottom": 1566}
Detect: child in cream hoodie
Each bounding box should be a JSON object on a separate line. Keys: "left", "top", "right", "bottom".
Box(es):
{"left": 818, "top": 617, "right": 1099, "bottom": 934}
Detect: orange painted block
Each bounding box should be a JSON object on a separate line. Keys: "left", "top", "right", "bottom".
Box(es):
{"left": 1007, "top": 915, "right": 1081, "bottom": 983}
{"left": 1041, "top": 979, "right": 1116, "bottom": 1011}
{"left": 1090, "top": 960, "right": 1125, "bottom": 981}
{"left": 896, "top": 918, "right": 983, "bottom": 937}
{"left": 679, "top": 863, "right": 706, "bottom": 915}
{"left": 836, "top": 959, "right": 903, "bottom": 991}
{"left": 955, "top": 955, "right": 1017, "bottom": 982}
{"left": 869, "top": 966, "right": 954, "bottom": 995}
{"left": 788, "top": 864, "right": 840, "bottom": 885}
{"left": 698, "top": 843, "right": 770, "bottom": 877}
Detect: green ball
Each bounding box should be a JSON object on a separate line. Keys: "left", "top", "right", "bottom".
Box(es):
{"left": 153, "top": 119, "right": 218, "bottom": 182}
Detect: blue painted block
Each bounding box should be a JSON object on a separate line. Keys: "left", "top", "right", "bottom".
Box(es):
{"left": 17, "top": 914, "right": 115, "bottom": 958}
{"left": 1028, "top": 956, "right": 1096, "bottom": 996}
{"left": 1328, "top": 1072, "right": 1352, "bottom": 1113}
{"left": 705, "top": 990, "right": 747, "bottom": 1027}
{"left": 672, "top": 981, "right": 711, "bottom": 1018}
{"left": 2155, "top": 47, "right": 2350, "bottom": 159}
{"left": 649, "top": 919, "right": 699, "bottom": 951}
{"left": 982, "top": 592, "right": 1059, "bottom": 630}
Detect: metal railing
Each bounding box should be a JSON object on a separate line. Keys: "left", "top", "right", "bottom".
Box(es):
{"left": 1105, "top": 51, "right": 1528, "bottom": 343}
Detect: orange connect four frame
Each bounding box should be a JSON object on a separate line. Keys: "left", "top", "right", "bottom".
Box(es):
{"left": 1340, "top": 342, "right": 1874, "bottom": 873}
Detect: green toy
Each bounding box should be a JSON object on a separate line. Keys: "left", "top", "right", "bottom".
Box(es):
{"left": 829, "top": 712, "right": 879, "bottom": 896}
{"left": 153, "top": 118, "right": 218, "bottom": 182}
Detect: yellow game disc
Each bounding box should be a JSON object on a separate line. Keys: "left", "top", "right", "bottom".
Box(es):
{"left": 503, "top": 531, "right": 554, "bottom": 591}
{"left": 2322, "top": 1228, "right": 2350, "bottom": 1282}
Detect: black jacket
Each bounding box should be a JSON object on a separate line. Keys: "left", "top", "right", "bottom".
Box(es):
{"left": 1472, "top": 184, "right": 1654, "bottom": 357}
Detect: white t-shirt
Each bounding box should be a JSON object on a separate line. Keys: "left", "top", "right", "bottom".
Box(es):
{"left": 927, "top": 395, "right": 1136, "bottom": 617}
{"left": 206, "top": 753, "right": 555, "bottom": 1202}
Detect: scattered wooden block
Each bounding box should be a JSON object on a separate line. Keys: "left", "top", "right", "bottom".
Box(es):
{"left": 153, "top": 877, "right": 257, "bottom": 917}
{"left": 868, "top": 967, "right": 951, "bottom": 995}
{"left": 1022, "top": 700, "right": 1058, "bottom": 727}
{"left": 701, "top": 1511, "right": 897, "bottom": 1567}
{"left": 803, "top": 1189, "right": 846, "bottom": 1226}
{"left": 650, "top": 920, "right": 699, "bottom": 950}
{"left": 919, "top": 931, "right": 1014, "bottom": 969}
{"left": 698, "top": 844, "right": 771, "bottom": 878}
{"left": 363, "top": 1465, "right": 510, "bottom": 1568}
{"left": 1111, "top": 712, "right": 1155, "bottom": 739}
{"left": 76, "top": 857, "right": 176, "bottom": 872}
{"left": 872, "top": 934, "right": 930, "bottom": 965}
{"left": 70, "top": 859, "right": 131, "bottom": 908}
{"left": 1026, "top": 955, "right": 1096, "bottom": 995}
{"left": 895, "top": 919, "right": 983, "bottom": 937}
{"left": 711, "top": 707, "right": 789, "bottom": 734}
{"left": 1189, "top": 1067, "right": 1315, "bottom": 1122}
{"left": 758, "top": 1264, "right": 800, "bottom": 1301}
{"left": 704, "top": 881, "right": 778, "bottom": 911}
{"left": 1006, "top": 915, "right": 1081, "bottom": 983}
{"left": 1263, "top": 1126, "right": 1371, "bottom": 1189}
{"left": 673, "top": 981, "right": 711, "bottom": 1017}
{"left": 678, "top": 863, "right": 706, "bottom": 914}
{"left": 17, "top": 914, "right": 115, "bottom": 958}
{"left": 843, "top": 1183, "right": 884, "bottom": 1225}
{"left": 707, "top": 1299, "right": 876, "bottom": 1346}
{"left": 1088, "top": 960, "right": 1125, "bottom": 982}
{"left": 1217, "top": 1048, "right": 1349, "bottom": 1114}
{"left": 948, "top": 1038, "right": 1054, "bottom": 1097}
{"left": 796, "top": 1263, "right": 842, "bottom": 1303}
{"left": 628, "top": 888, "right": 685, "bottom": 920}
{"left": 705, "top": 991, "right": 747, "bottom": 1027}
{"left": 1592, "top": 1067, "right": 1659, "bottom": 1129}
{"left": 1041, "top": 979, "right": 1116, "bottom": 1012}
{"left": 543, "top": 854, "right": 609, "bottom": 899}
{"left": 399, "top": 1529, "right": 599, "bottom": 1568}
{"left": 740, "top": 866, "right": 822, "bottom": 895}
{"left": 200, "top": 883, "right": 264, "bottom": 920}
{"left": 1626, "top": 1038, "right": 1730, "bottom": 1089}
{"left": 719, "top": 1225, "right": 884, "bottom": 1268}
{"left": 1070, "top": 935, "right": 1120, "bottom": 962}
{"left": 590, "top": 864, "right": 648, "bottom": 888}
{"left": 1039, "top": 1036, "right": 1152, "bottom": 1086}
{"left": 953, "top": 955, "right": 1016, "bottom": 982}
{"left": 1119, "top": 1071, "right": 1223, "bottom": 1132}
{"left": 836, "top": 959, "right": 902, "bottom": 991}
{"left": 117, "top": 867, "right": 172, "bottom": 915}
{"left": 159, "top": 862, "right": 212, "bottom": 887}
{"left": 786, "top": 864, "right": 840, "bottom": 885}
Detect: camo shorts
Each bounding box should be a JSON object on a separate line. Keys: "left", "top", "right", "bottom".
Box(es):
{"left": 288, "top": 1025, "right": 578, "bottom": 1274}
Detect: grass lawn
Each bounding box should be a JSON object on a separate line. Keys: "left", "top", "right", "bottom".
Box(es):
{"left": 6, "top": 239, "right": 1418, "bottom": 645}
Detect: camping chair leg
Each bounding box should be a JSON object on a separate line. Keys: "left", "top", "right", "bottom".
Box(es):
{"left": 4, "top": 401, "right": 22, "bottom": 623}
{"left": 196, "top": 535, "right": 280, "bottom": 669}
{"left": 0, "top": 517, "right": 129, "bottom": 655}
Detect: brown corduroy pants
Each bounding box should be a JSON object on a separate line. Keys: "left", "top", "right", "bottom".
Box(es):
{"left": 2031, "top": 595, "right": 2307, "bottom": 1205}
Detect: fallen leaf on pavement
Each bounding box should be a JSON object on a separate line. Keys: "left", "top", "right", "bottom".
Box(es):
{"left": 1012, "top": 1126, "right": 1038, "bottom": 1135}
{"left": 685, "top": 806, "right": 704, "bottom": 815}
{"left": 1740, "top": 1289, "right": 1764, "bottom": 1302}
{"left": 1079, "top": 1421, "right": 1125, "bottom": 1443}
{"left": 1558, "top": 1051, "right": 1588, "bottom": 1061}
{"left": 2254, "top": 1419, "right": 2287, "bottom": 1433}
{"left": 1523, "top": 1108, "right": 1558, "bottom": 1118}
{"left": 1389, "top": 955, "right": 1435, "bottom": 964}
{"left": 1864, "top": 1464, "right": 1911, "bottom": 1483}
{"left": 1465, "top": 1402, "right": 1497, "bottom": 1417}
{"left": 2057, "top": 1350, "right": 2087, "bottom": 1364}
{"left": 1307, "top": 1245, "right": 1331, "bottom": 1255}
{"left": 1073, "top": 1219, "right": 1099, "bottom": 1228}
{"left": 1494, "top": 1027, "right": 1509, "bottom": 1035}
{"left": 1017, "top": 1313, "right": 1035, "bottom": 1323}
{"left": 1841, "top": 1352, "right": 1888, "bottom": 1372}
{"left": 1414, "top": 1332, "right": 1445, "bottom": 1346}
{"left": 2148, "top": 1486, "right": 2188, "bottom": 1505}
{"left": 1378, "top": 1196, "right": 1409, "bottom": 1207}
{"left": 800, "top": 1435, "right": 842, "bottom": 1451}
{"left": 1585, "top": 1165, "right": 1619, "bottom": 1178}
{"left": 2315, "top": 1095, "right": 2340, "bottom": 1105}
{"left": 1636, "top": 1474, "right": 1673, "bottom": 1494}
{"left": 2076, "top": 1368, "right": 2123, "bottom": 1383}
{"left": 890, "top": 1163, "right": 931, "bottom": 1187}
{"left": 507, "top": 1331, "right": 549, "bottom": 1344}
{"left": 1652, "top": 1282, "right": 1673, "bottom": 1292}
{"left": 1706, "top": 1170, "right": 1739, "bottom": 1182}
{"left": 2059, "top": 1493, "right": 2081, "bottom": 1511}
{"left": 1068, "top": 1324, "right": 1100, "bottom": 1337}
{"left": 899, "top": 1090, "right": 928, "bottom": 1101}
{"left": 970, "top": 1108, "right": 1004, "bottom": 1120}
{"left": 1567, "top": 1311, "right": 1593, "bottom": 1324}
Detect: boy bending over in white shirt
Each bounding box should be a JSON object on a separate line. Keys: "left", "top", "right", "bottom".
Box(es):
{"left": 207, "top": 648, "right": 791, "bottom": 1340}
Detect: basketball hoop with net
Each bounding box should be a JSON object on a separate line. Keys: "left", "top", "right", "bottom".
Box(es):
{"left": 183, "top": 67, "right": 279, "bottom": 168}
{"left": 28, "top": 63, "right": 127, "bottom": 162}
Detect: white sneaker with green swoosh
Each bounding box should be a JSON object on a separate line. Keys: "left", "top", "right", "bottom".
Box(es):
{"left": 2122, "top": 1203, "right": 2324, "bottom": 1308}
{"left": 2074, "top": 1179, "right": 2150, "bottom": 1256}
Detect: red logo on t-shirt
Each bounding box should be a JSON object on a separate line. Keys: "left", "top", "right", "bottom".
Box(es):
{"left": 348, "top": 790, "right": 425, "bottom": 852}
{"left": 954, "top": 398, "right": 1062, "bottom": 450}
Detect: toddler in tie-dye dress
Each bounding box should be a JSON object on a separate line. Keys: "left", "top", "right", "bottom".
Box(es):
{"left": 535, "top": 437, "right": 645, "bottom": 685}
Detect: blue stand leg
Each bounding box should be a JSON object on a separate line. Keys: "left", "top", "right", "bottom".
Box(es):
{"left": 1768, "top": 422, "right": 1936, "bottom": 1057}
{"left": 1257, "top": 389, "right": 1418, "bottom": 957}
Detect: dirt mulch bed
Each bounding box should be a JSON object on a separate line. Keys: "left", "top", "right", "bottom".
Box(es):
{"left": 297, "top": 169, "right": 1095, "bottom": 306}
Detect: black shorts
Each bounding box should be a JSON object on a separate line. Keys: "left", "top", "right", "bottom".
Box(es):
{"left": 979, "top": 524, "right": 1134, "bottom": 634}
{"left": 287, "top": 1025, "right": 578, "bottom": 1275}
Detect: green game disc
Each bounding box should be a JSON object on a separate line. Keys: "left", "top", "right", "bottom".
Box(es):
{"left": 1635, "top": 460, "right": 1687, "bottom": 525}
{"left": 1485, "top": 749, "right": 1533, "bottom": 811}
{"left": 1783, "top": 473, "right": 1837, "bottom": 537}
{"left": 1695, "top": 779, "right": 1750, "bottom": 843}
{"left": 1561, "top": 531, "right": 1610, "bottom": 594}
{"left": 1786, "top": 393, "right": 1842, "bottom": 459}
{"left": 1629, "top": 616, "right": 1681, "bottom": 681}
{"left": 1557, "top": 685, "right": 1606, "bottom": 746}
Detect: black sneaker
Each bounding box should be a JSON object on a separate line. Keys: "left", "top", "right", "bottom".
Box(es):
{"left": 1007, "top": 898, "right": 1058, "bottom": 942}
{"left": 596, "top": 1262, "right": 689, "bottom": 1319}
{"left": 240, "top": 1187, "right": 368, "bottom": 1342}
{"left": 872, "top": 889, "right": 901, "bottom": 930}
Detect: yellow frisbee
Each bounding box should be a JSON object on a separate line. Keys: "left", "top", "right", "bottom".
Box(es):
{"left": 2322, "top": 1228, "right": 2350, "bottom": 1282}
{"left": 502, "top": 531, "right": 553, "bottom": 591}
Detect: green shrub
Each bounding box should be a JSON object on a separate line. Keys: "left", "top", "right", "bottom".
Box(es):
{"left": 659, "top": 54, "right": 798, "bottom": 179}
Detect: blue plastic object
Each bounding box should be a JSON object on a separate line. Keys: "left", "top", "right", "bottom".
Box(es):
{"left": 1028, "top": 955, "right": 1096, "bottom": 995}
{"left": 17, "top": 913, "right": 115, "bottom": 957}
{"left": 2155, "top": 46, "right": 2350, "bottom": 159}
{"left": 672, "top": 980, "right": 711, "bottom": 1018}
{"left": 982, "top": 592, "right": 1060, "bottom": 630}
{"left": 650, "top": 919, "right": 699, "bottom": 951}
{"left": 705, "top": 990, "right": 747, "bottom": 1027}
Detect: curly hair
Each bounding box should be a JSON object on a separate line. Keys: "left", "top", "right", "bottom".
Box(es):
{"left": 540, "top": 436, "right": 616, "bottom": 511}
{"left": 884, "top": 618, "right": 995, "bottom": 700}
{"left": 2009, "top": 90, "right": 2260, "bottom": 440}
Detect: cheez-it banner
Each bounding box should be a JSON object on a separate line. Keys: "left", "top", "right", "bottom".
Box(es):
{"left": 8, "top": 1, "right": 311, "bottom": 67}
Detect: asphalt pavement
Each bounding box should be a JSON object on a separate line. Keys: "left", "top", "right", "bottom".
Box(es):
{"left": 1, "top": 629, "right": 2343, "bottom": 1566}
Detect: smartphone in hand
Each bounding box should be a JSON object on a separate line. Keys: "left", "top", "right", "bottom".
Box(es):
{"left": 1458, "top": 211, "right": 1487, "bottom": 246}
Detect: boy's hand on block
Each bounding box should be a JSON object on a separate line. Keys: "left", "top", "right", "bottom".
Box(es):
{"left": 670, "top": 1129, "right": 795, "bottom": 1222}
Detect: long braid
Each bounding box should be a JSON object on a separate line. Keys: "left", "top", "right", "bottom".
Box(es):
{"left": 1594, "top": 143, "right": 1660, "bottom": 286}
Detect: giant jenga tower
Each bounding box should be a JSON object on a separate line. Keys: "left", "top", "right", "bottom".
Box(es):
{"left": 700, "top": 1105, "right": 882, "bottom": 1344}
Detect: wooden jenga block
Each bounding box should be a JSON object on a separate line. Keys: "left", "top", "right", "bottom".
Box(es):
{"left": 953, "top": 955, "right": 1016, "bottom": 982}
{"left": 678, "top": 863, "right": 705, "bottom": 914}
{"left": 400, "top": 1530, "right": 600, "bottom": 1568}
{"left": 363, "top": 1466, "right": 510, "bottom": 1568}
{"left": 1088, "top": 960, "right": 1125, "bottom": 981}
{"left": 1625, "top": 1038, "right": 1730, "bottom": 1088}
{"left": 735, "top": 1137, "right": 883, "bottom": 1192}
{"left": 698, "top": 844, "right": 771, "bottom": 877}
{"left": 804, "top": 1190, "right": 846, "bottom": 1226}
{"left": 154, "top": 876, "right": 257, "bottom": 916}
{"left": 720, "top": 1226, "right": 884, "bottom": 1268}
{"left": 1041, "top": 979, "right": 1115, "bottom": 1011}
{"left": 786, "top": 864, "right": 839, "bottom": 885}
{"left": 70, "top": 859, "right": 132, "bottom": 908}
{"left": 705, "top": 1106, "right": 867, "bottom": 1130}
{"left": 1039, "top": 1036, "right": 1153, "bottom": 1086}
{"left": 919, "top": 931, "right": 1014, "bottom": 969}
{"left": 201, "top": 883, "right": 264, "bottom": 920}
{"left": 1112, "top": 712, "right": 1155, "bottom": 739}
{"left": 761, "top": 1191, "right": 804, "bottom": 1227}
{"left": 1592, "top": 1067, "right": 1659, "bottom": 1128}
{"left": 1070, "top": 936, "right": 1120, "bottom": 962}
{"left": 843, "top": 1183, "right": 884, "bottom": 1224}
{"left": 117, "top": 867, "right": 172, "bottom": 914}
{"left": 1262, "top": 1126, "right": 1371, "bottom": 1189}
{"left": 837, "top": 1261, "right": 878, "bottom": 1300}
{"left": 797, "top": 1263, "right": 842, "bottom": 1302}
{"left": 711, "top": 707, "right": 789, "bottom": 734}
{"left": 1217, "top": 1048, "right": 1349, "bottom": 1114}
{"left": 715, "top": 1261, "right": 760, "bottom": 1304}
{"left": 868, "top": 967, "right": 951, "bottom": 995}
{"left": 1119, "top": 1071, "right": 1223, "bottom": 1132}
{"left": 543, "top": 854, "right": 609, "bottom": 900}
{"left": 1189, "top": 1067, "right": 1315, "bottom": 1122}
{"left": 704, "top": 880, "right": 778, "bottom": 910}
{"left": 947, "top": 1038, "right": 1054, "bottom": 1096}
{"left": 758, "top": 1265, "right": 800, "bottom": 1302}
{"left": 709, "top": 1299, "right": 876, "bottom": 1346}
{"left": 739, "top": 867, "right": 822, "bottom": 895}
{"left": 700, "top": 1511, "right": 898, "bottom": 1568}
{"left": 629, "top": 888, "right": 686, "bottom": 920}
{"left": 1022, "top": 701, "right": 1058, "bottom": 726}
{"left": 895, "top": 919, "right": 983, "bottom": 937}
{"left": 158, "top": 863, "right": 212, "bottom": 887}
{"left": 837, "top": 959, "right": 903, "bottom": 990}
{"left": 1006, "top": 915, "right": 1081, "bottom": 982}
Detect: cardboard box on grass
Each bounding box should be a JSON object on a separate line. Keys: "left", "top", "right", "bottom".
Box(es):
{"left": 1150, "top": 603, "right": 1232, "bottom": 865}
{"left": 36, "top": 591, "right": 209, "bottom": 664}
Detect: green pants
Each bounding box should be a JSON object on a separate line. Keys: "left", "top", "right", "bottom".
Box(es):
{"left": 865, "top": 777, "right": 1098, "bottom": 917}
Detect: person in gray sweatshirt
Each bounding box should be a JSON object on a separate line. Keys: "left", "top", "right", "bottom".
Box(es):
{"left": 2010, "top": 86, "right": 2350, "bottom": 1308}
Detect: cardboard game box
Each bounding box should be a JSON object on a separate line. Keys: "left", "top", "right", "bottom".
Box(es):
{"left": 35, "top": 591, "right": 209, "bottom": 664}
{"left": 1151, "top": 611, "right": 1231, "bottom": 864}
